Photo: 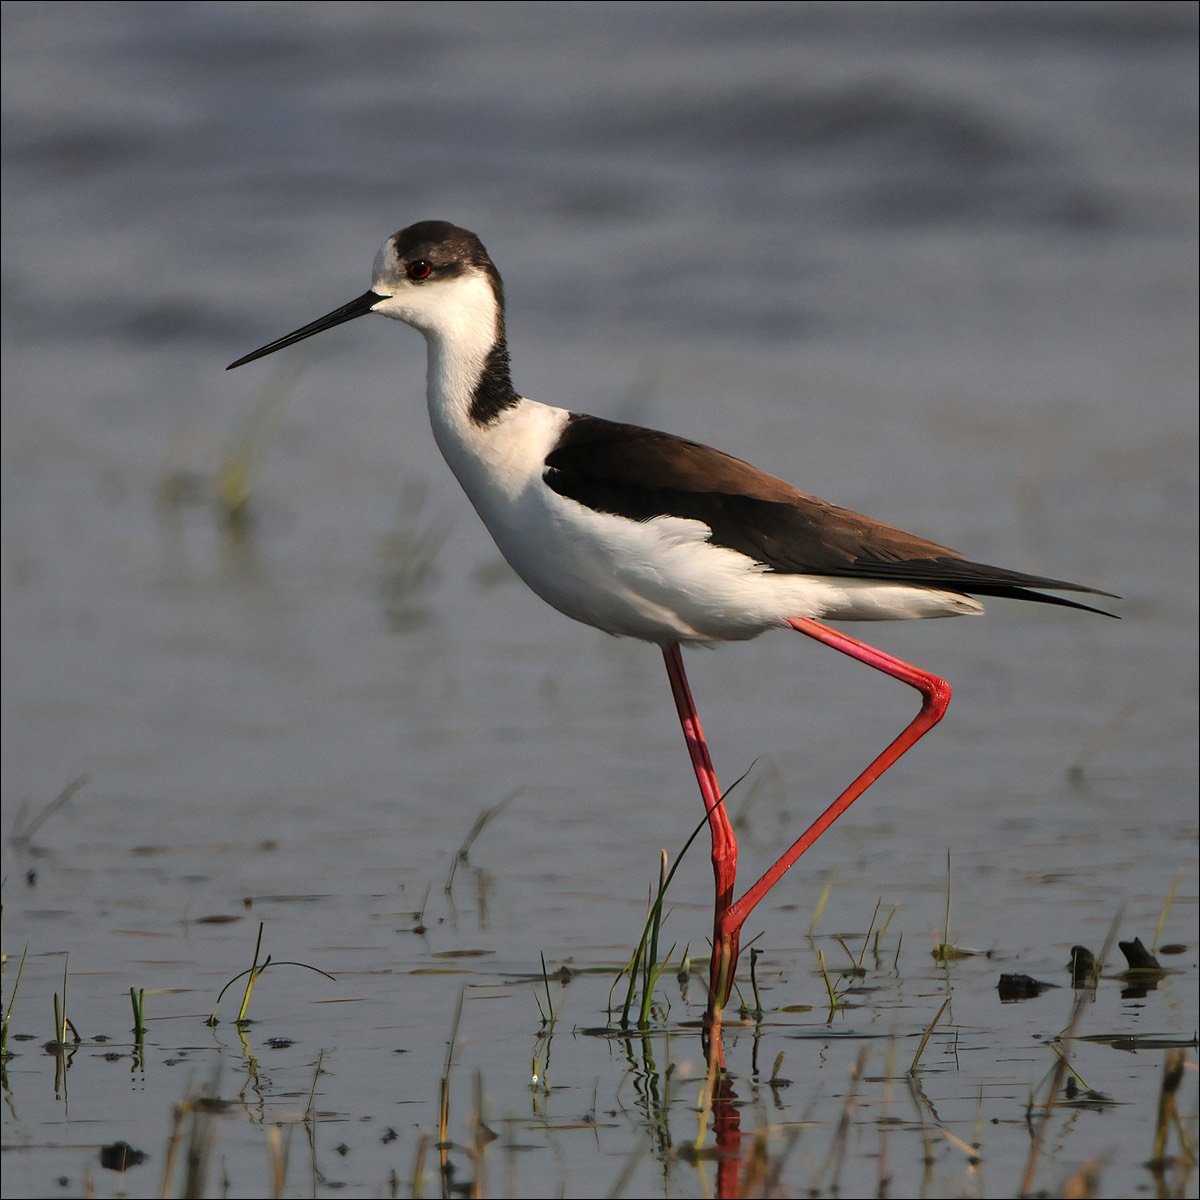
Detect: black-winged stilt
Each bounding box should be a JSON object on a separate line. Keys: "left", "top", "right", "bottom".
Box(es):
{"left": 229, "top": 221, "right": 1114, "bottom": 1022}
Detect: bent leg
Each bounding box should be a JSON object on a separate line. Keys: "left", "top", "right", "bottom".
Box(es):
{"left": 721, "top": 618, "right": 951, "bottom": 942}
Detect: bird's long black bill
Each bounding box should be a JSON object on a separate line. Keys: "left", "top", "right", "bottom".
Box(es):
{"left": 227, "top": 289, "right": 384, "bottom": 370}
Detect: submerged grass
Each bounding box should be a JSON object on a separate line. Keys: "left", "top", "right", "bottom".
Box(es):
{"left": 2, "top": 942, "right": 29, "bottom": 1063}
{"left": 212, "top": 356, "right": 306, "bottom": 530}
{"left": 9, "top": 775, "right": 88, "bottom": 852}
{"left": 610, "top": 766, "right": 758, "bottom": 1029}
{"left": 1018, "top": 911, "right": 1124, "bottom": 1198}
{"left": 49, "top": 954, "right": 78, "bottom": 1050}
{"left": 1153, "top": 1049, "right": 1196, "bottom": 1187}
{"left": 932, "top": 850, "right": 989, "bottom": 961}
{"left": 2, "top": 871, "right": 1195, "bottom": 1198}
{"left": 445, "top": 789, "right": 519, "bottom": 898}
{"left": 615, "top": 849, "right": 679, "bottom": 1029}
{"left": 4, "top": 959, "right": 1194, "bottom": 1198}
{"left": 208, "top": 922, "right": 336, "bottom": 1026}
{"left": 909, "top": 995, "right": 953, "bottom": 1074}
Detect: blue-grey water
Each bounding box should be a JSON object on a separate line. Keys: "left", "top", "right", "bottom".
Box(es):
{"left": 2, "top": 4, "right": 1197, "bottom": 1198}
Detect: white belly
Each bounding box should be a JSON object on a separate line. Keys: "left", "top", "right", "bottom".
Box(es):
{"left": 433, "top": 398, "right": 983, "bottom": 645}
{"left": 474, "top": 476, "right": 981, "bottom": 644}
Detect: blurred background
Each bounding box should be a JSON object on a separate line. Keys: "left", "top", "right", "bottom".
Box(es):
{"left": 4, "top": 0, "right": 1197, "bottom": 927}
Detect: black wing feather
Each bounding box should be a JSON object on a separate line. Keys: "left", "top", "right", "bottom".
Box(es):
{"left": 544, "top": 414, "right": 1118, "bottom": 616}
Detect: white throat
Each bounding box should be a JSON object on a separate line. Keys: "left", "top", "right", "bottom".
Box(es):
{"left": 374, "top": 271, "right": 504, "bottom": 445}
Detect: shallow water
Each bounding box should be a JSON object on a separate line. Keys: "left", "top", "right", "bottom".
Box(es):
{"left": 2, "top": 3, "right": 1197, "bottom": 1197}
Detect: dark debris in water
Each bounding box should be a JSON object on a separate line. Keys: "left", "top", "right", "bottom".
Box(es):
{"left": 1068, "top": 938, "right": 1177, "bottom": 998}
{"left": 1068, "top": 945, "right": 1099, "bottom": 987}
{"left": 1079, "top": 1032, "right": 1200, "bottom": 1053}
{"left": 997, "top": 973, "right": 1059, "bottom": 1001}
{"left": 1116, "top": 937, "right": 1174, "bottom": 998}
{"left": 1118, "top": 937, "right": 1163, "bottom": 971}
{"left": 1063, "top": 1077, "right": 1121, "bottom": 1110}
{"left": 99, "top": 1141, "right": 147, "bottom": 1172}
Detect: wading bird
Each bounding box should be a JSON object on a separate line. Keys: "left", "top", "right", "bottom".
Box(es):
{"left": 229, "top": 221, "right": 1113, "bottom": 1023}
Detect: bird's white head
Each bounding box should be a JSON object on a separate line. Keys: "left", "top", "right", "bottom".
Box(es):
{"left": 227, "top": 220, "right": 505, "bottom": 371}
{"left": 369, "top": 221, "right": 503, "bottom": 341}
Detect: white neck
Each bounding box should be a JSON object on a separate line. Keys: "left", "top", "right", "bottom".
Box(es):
{"left": 425, "top": 326, "right": 492, "bottom": 434}
{"left": 411, "top": 275, "right": 516, "bottom": 478}
{"left": 371, "top": 270, "right": 501, "bottom": 444}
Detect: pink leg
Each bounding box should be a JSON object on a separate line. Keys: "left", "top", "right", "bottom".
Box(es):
{"left": 662, "top": 620, "right": 951, "bottom": 1018}
{"left": 720, "top": 618, "right": 951, "bottom": 945}
{"left": 661, "top": 644, "right": 740, "bottom": 1016}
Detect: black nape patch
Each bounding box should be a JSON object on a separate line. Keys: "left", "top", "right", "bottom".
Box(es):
{"left": 470, "top": 340, "right": 521, "bottom": 425}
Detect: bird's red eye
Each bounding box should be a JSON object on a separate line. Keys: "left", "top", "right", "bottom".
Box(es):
{"left": 406, "top": 260, "right": 433, "bottom": 281}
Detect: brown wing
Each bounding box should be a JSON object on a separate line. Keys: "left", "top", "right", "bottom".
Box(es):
{"left": 544, "top": 413, "right": 1116, "bottom": 613}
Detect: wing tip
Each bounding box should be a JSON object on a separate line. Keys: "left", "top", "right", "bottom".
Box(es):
{"left": 997, "top": 587, "right": 1121, "bottom": 618}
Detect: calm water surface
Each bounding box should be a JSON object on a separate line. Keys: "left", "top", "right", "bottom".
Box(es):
{"left": 2, "top": 4, "right": 1196, "bottom": 1197}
